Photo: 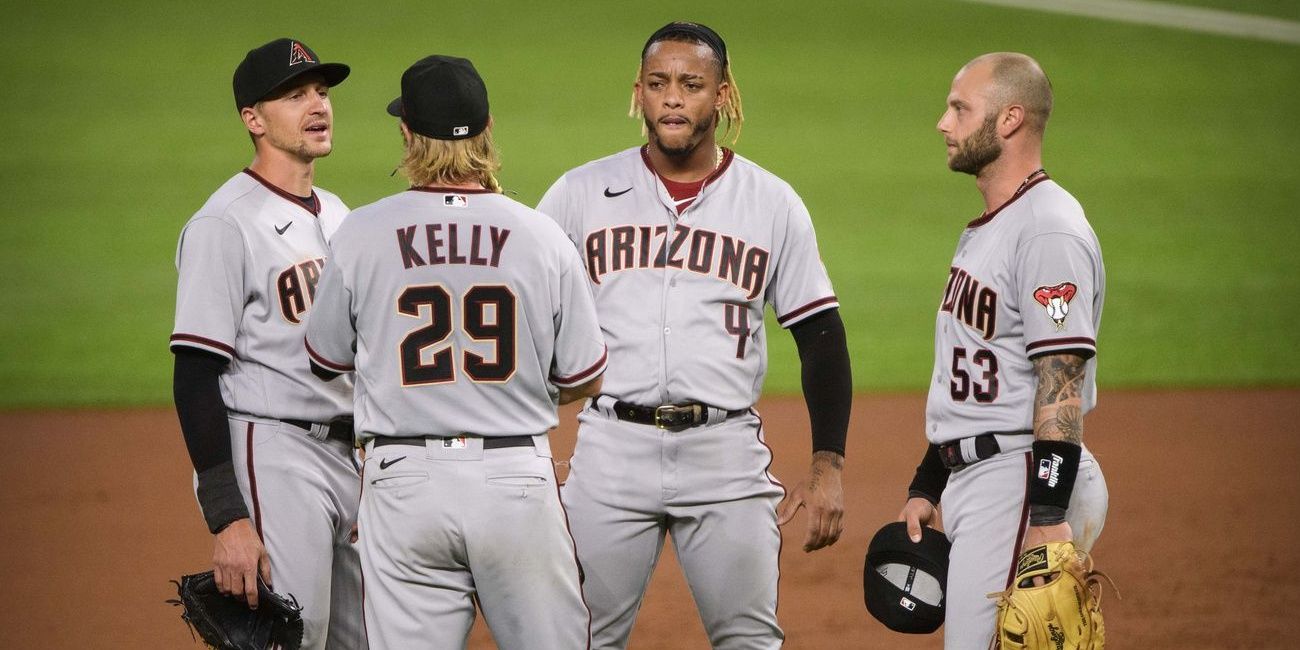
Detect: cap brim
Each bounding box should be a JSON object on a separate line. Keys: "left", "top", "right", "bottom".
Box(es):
{"left": 386, "top": 97, "right": 402, "bottom": 117}
{"left": 264, "top": 62, "right": 351, "bottom": 102}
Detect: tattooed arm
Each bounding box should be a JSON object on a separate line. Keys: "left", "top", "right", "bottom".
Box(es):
{"left": 777, "top": 451, "right": 845, "bottom": 552}
{"left": 1024, "top": 352, "right": 1088, "bottom": 548}
{"left": 1032, "top": 352, "right": 1088, "bottom": 444}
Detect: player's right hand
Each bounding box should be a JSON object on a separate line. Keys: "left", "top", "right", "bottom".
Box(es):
{"left": 213, "top": 518, "right": 272, "bottom": 609}
{"left": 897, "top": 497, "right": 939, "bottom": 543}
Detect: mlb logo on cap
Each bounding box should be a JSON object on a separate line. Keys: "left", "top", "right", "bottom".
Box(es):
{"left": 864, "top": 521, "right": 951, "bottom": 634}
{"left": 453, "top": 126, "right": 470, "bottom": 136}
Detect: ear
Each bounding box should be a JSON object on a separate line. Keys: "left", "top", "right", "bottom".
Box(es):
{"left": 399, "top": 121, "right": 412, "bottom": 145}
{"left": 715, "top": 79, "right": 731, "bottom": 112}
{"left": 999, "top": 104, "right": 1026, "bottom": 138}
{"left": 241, "top": 106, "right": 265, "bottom": 137}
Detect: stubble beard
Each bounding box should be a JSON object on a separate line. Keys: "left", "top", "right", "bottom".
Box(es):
{"left": 948, "top": 113, "right": 1001, "bottom": 176}
{"left": 267, "top": 124, "right": 332, "bottom": 162}
{"left": 646, "top": 113, "right": 715, "bottom": 159}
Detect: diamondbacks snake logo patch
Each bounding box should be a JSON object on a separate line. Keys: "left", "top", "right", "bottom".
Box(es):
{"left": 1033, "top": 282, "right": 1077, "bottom": 330}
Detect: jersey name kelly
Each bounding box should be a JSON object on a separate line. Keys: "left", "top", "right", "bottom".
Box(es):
{"left": 583, "top": 223, "right": 770, "bottom": 299}
{"left": 396, "top": 222, "right": 511, "bottom": 269}
{"left": 941, "top": 265, "right": 998, "bottom": 340}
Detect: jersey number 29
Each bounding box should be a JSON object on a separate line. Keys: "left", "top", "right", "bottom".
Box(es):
{"left": 398, "top": 284, "right": 517, "bottom": 385}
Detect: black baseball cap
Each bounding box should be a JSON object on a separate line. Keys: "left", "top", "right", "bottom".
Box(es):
{"left": 386, "top": 55, "right": 489, "bottom": 141}
{"left": 233, "top": 38, "right": 350, "bottom": 110}
{"left": 863, "top": 521, "right": 951, "bottom": 634}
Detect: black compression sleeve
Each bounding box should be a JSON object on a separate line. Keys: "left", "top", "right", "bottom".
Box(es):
{"left": 790, "top": 309, "right": 852, "bottom": 457}
{"left": 173, "top": 348, "right": 249, "bottom": 533}
{"left": 907, "top": 443, "right": 950, "bottom": 504}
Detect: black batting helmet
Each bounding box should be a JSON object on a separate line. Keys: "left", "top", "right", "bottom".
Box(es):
{"left": 863, "top": 521, "right": 951, "bottom": 634}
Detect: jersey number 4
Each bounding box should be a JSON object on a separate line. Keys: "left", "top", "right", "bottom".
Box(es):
{"left": 398, "top": 284, "right": 517, "bottom": 385}
{"left": 950, "top": 346, "right": 999, "bottom": 403}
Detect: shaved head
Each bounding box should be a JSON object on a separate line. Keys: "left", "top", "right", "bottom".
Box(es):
{"left": 963, "top": 52, "right": 1053, "bottom": 134}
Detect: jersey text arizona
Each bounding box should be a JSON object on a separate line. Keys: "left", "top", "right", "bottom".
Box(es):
{"left": 584, "top": 224, "right": 769, "bottom": 298}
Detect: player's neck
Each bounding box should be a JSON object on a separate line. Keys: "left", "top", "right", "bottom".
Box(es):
{"left": 419, "top": 178, "right": 487, "bottom": 191}
{"left": 645, "top": 137, "right": 722, "bottom": 182}
{"left": 976, "top": 156, "right": 1044, "bottom": 213}
{"left": 248, "top": 150, "right": 317, "bottom": 197}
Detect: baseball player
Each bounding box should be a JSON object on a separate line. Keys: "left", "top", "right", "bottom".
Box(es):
{"left": 304, "top": 55, "right": 607, "bottom": 650}
{"left": 170, "top": 38, "right": 364, "bottom": 649}
{"left": 896, "top": 53, "right": 1109, "bottom": 649}
{"left": 537, "top": 22, "right": 853, "bottom": 649}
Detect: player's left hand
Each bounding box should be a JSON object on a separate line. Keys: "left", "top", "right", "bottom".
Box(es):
{"left": 776, "top": 451, "right": 844, "bottom": 552}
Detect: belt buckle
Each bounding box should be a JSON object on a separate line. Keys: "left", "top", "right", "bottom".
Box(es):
{"left": 654, "top": 405, "right": 678, "bottom": 429}
{"left": 654, "top": 404, "right": 701, "bottom": 430}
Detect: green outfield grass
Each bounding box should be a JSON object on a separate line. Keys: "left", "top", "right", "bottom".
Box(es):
{"left": 1, "top": 0, "right": 1296, "bottom": 408}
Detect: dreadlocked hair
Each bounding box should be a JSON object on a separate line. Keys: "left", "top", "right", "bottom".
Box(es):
{"left": 399, "top": 127, "right": 502, "bottom": 193}
{"left": 629, "top": 39, "right": 744, "bottom": 146}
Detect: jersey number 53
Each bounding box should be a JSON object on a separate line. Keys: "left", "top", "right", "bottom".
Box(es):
{"left": 950, "top": 346, "right": 999, "bottom": 403}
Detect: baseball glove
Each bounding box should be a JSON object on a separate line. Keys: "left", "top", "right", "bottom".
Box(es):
{"left": 167, "top": 571, "right": 304, "bottom": 650}
{"left": 988, "top": 541, "right": 1115, "bottom": 649}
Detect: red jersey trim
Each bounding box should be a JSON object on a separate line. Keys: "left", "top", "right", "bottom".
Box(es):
{"left": 305, "top": 339, "right": 355, "bottom": 371}
{"left": 1006, "top": 452, "right": 1032, "bottom": 588}
{"left": 407, "top": 186, "right": 497, "bottom": 194}
{"left": 1025, "top": 336, "right": 1096, "bottom": 353}
{"left": 242, "top": 168, "right": 321, "bottom": 216}
{"left": 967, "top": 174, "right": 1051, "bottom": 229}
{"left": 776, "top": 296, "right": 839, "bottom": 327}
{"left": 640, "top": 145, "right": 735, "bottom": 187}
{"left": 170, "top": 333, "right": 235, "bottom": 358}
{"left": 246, "top": 423, "right": 264, "bottom": 539}
{"left": 551, "top": 347, "right": 608, "bottom": 387}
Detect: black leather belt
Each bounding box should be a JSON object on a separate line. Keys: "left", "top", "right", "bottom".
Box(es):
{"left": 284, "top": 418, "right": 354, "bottom": 445}
{"left": 605, "top": 397, "right": 748, "bottom": 430}
{"left": 372, "top": 435, "right": 534, "bottom": 450}
{"left": 938, "top": 430, "right": 1031, "bottom": 470}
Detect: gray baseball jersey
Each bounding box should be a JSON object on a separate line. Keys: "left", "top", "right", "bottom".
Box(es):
{"left": 923, "top": 175, "right": 1109, "bottom": 650}
{"left": 925, "top": 176, "right": 1105, "bottom": 443}
{"left": 304, "top": 187, "right": 608, "bottom": 438}
{"left": 171, "top": 169, "right": 353, "bottom": 421}
{"left": 537, "top": 146, "right": 838, "bottom": 409}
{"left": 304, "top": 186, "right": 604, "bottom": 649}
{"left": 172, "top": 168, "right": 364, "bottom": 650}
{"left": 538, "top": 145, "right": 835, "bottom": 648}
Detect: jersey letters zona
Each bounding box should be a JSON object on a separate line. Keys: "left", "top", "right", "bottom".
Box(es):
{"left": 941, "top": 265, "right": 998, "bottom": 341}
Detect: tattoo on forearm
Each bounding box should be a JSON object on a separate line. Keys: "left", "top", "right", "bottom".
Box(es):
{"left": 1032, "top": 354, "right": 1087, "bottom": 443}
{"left": 813, "top": 450, "right": 844, "bottom": 470}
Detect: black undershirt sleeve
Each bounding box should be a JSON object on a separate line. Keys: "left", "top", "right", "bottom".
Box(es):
{"left": 907, "top": 443, "right": 950, "bottom": 504}
{"left": 310, "top": 359, "right": 342, "bottom": 382}
{"left": 173, "top": 347, "right": 249, "bottom": 534}
{"left": 789, "top": 308, "right": 852, "bottom": 457}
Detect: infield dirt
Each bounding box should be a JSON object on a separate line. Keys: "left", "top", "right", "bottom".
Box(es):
{"left": 0, "top": 389, "right": 1293, "bottom": 648}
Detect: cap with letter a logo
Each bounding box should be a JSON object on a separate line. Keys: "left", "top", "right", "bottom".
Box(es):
{"left": 233, "top": 38, "right": 351, "bottom": 110}
{"left": 863, "top": 521, "right": 951, "bottom": 634}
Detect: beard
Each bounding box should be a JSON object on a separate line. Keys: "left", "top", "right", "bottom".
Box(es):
{"left": 948, "top": 113, "right": 1001, "bottom": 175}
{"left": 266, "top": 124, "right": 333, "bottom": 161}
{"left": 646, "top": 112, "right": 716, "bottom": 158}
